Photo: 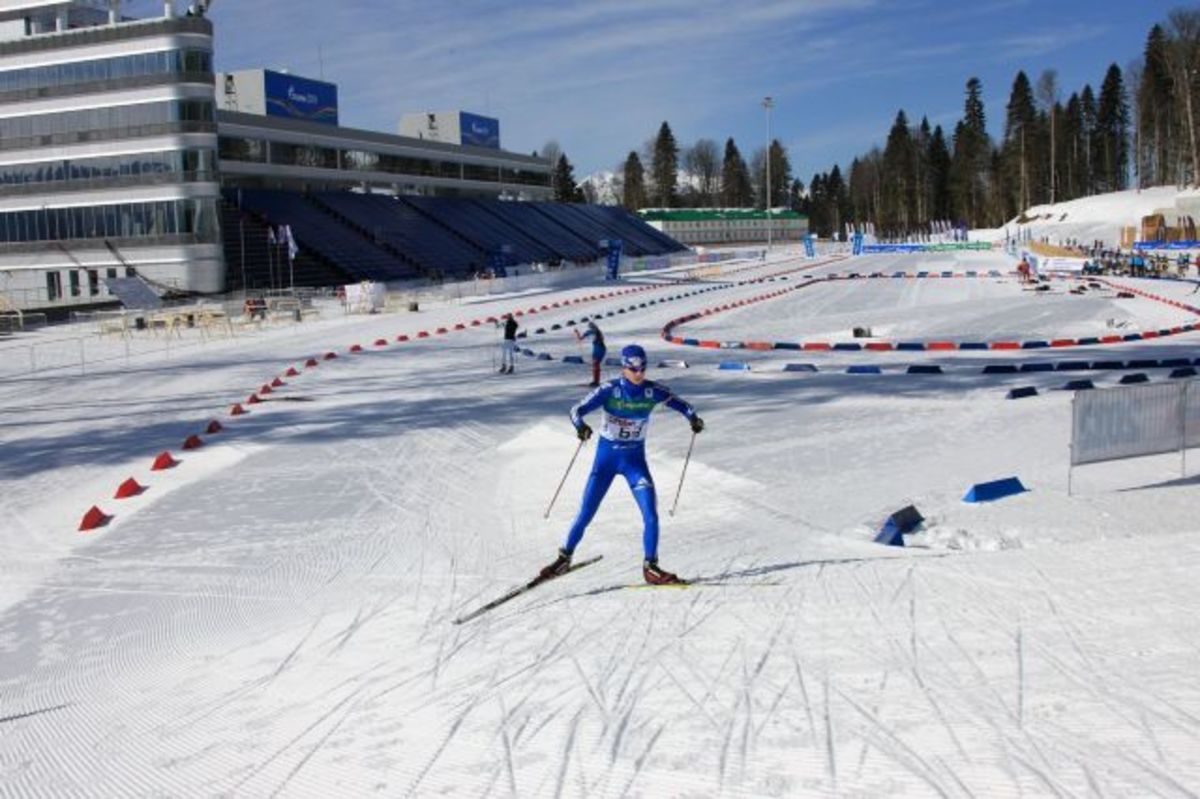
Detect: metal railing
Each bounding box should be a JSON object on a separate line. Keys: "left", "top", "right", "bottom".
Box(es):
{"left": 0, "top": 297, "right": 323, "bottom": 379}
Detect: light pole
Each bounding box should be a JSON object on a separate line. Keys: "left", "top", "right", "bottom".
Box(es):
{"left": 762, "top": 96, "right": 774, "bottom": 251}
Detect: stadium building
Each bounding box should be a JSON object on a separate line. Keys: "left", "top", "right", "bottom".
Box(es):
{"left": 0, "top": 0, "right": 681, "bottom": 314}
{"left": 638, "top": 208, "right": 808, "bottom": 246}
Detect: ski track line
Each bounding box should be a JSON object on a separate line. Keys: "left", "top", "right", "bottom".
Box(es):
{"left": 266, "top": 706, "right": 351, "bottom": 799}
{"left": 552, "top": 707, "right": 584, "bottom": 799}
{"left": 493, "top": 694, "right": 521, "bottom": 798}
{"left": 833, "top": 685, "right": 957, "bottom": 798}
{"left": 823, "top": 676, "right": 838, "bottom": 793}
{"left": 569, "top": 654, "right": 609, "bottom": 724}
{"left": 615, "top": 723, "right": 666, "bottom": 799}
{"left": 919, "top": 564, "right": 1062, "bottom": 793}
{"left": 1022, "top": 557, "right": 1200, "bottom": 749}
{"left": 853, "top": 671, "right": 890, "bottom": 780}
{"left": 901, "top": 570, "right": 974, "bottom": 765}
{"left": 401, "top": 694, "right": 479, "bottom": 798}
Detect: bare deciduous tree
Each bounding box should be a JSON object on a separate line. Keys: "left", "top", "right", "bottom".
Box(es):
{"left": 1037, "top": 69, "right": 1060, "bottom": 202}
{"left": 1164, "top": 8, "right": 1200, "bottom": 187}
{"left": 683, "top": 139, "right": 720, "bottom": 207}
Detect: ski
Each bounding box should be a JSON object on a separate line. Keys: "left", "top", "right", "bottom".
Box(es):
{"left": 452, "top": 555, "right": 603, "bottom": 625}
{"left": 580, "top": 579, "right": 782, "bottom": 596}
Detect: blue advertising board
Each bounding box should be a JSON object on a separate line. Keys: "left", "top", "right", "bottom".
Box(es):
{"left": 264, "top": 70, "right": 338, "bottom": 126}
{"left": 459, "top": 112, "right": 500, "bottom": 149}
{"left": 604, "top": 239, "right": 623, "bottom": 280}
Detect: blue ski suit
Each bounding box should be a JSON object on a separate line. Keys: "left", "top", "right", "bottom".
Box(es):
{"left": 563, "top": 376, "right": 697, "bottom": 559}
{"left": 579, "top": 323, "right": 606, "bottom": 362}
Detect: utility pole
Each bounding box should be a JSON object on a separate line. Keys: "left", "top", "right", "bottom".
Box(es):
{"left": 763, "top": 96, "right": 774, "bottom": 251}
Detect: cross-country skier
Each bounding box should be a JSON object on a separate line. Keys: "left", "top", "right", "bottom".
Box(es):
{"left": 539, "top": 344, "right": 704, "bottom": 585}
{"left": 575, "top": 321, "right": 606, "bottom": 386}
{"left": 496, "top": 313, "right": 519, "bottom": 373}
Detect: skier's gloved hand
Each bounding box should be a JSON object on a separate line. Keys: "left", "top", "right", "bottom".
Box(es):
{"left": 576, "top": 423, "right": 593, "bottom": 441}
{"left": 689, "top": 415, "right": 705, "bottom": 434}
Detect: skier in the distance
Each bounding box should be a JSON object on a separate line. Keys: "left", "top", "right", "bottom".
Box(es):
{"left": 575, "top": 321, "right": 606, "bottom": 387}
{"left": 540, "top": 344, "right": 704, "bottom": 585}
{"left": 496, "top": 312, "right": 518, "bottom": 373}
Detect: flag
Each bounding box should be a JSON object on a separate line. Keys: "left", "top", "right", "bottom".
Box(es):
{"left": 284, "top": 224, "right": 298, "bottom": 262}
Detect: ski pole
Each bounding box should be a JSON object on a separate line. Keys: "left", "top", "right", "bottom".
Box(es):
{"left": 668, "top": 431, "right": 697, "bottom": 517}
{"left": 544, "top": 438, "right": 585, "bottom": 519}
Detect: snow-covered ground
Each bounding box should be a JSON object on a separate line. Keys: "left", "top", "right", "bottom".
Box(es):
{"left": 2, "top": 249, "right": 1200, "bottom": 797}
{"left": 976, "top": 185, "right": 1200, "bottom": 250}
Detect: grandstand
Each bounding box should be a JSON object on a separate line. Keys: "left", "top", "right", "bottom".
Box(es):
{"left": 231, "top": 190, "right": 687, "bottom": 287}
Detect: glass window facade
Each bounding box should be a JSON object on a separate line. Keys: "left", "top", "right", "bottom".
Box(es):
{"left": 0, "top": 198, "right": 219, "bottom": 244}
{"left": 215, "top": 137, "right": 551, "bottom": 188}
{"left": 0, "top": 149, "right": 216, "bottom": 188}
{"left": 270, "top": 141, "right": 338, "bottom": 169}
{"left": 218, "top": 136, "right": 267, "bottom": 163}
{"left": 0, "top": 49, "right": 212, "bottom": 94}
{"left": 0, "top": 99, "right": 214, "bottom": 145}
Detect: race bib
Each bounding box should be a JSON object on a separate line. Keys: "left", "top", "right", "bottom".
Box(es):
{"left": 602, "top": 413, "right": 649, "bottom": 442}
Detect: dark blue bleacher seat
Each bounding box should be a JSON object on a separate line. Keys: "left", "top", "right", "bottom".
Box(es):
{"left": 314, "top": 193, "right": 484, "bottom": 277}
{"left": 402, "top": 196, "right": 557, "bottom": 265}
{"left": 236, "top": 189, "right": 418, "bottom": 282}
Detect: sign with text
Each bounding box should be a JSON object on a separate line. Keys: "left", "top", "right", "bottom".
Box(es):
{"left": 264, "top": 70, "right": 339, "bottom": 126}
{"left": 459, "top": 112, "right": 500, "bottom": 149}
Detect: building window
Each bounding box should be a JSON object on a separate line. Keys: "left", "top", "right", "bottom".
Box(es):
{"left": 0, "top": 49, "right": 212, "bottom": 95}
{"left": 0, "top": 198, "right": 220, "bottom": 245}
{"left": 45, "top": 271, "right": 61, "bottom": 301}
{"left": 218, "top": 136, "right": 268, "bottom": 163}
{"left": 68, "top": 270, "right": 80, "bottom": 297}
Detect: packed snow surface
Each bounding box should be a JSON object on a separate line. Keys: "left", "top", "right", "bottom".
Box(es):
{"left": 2, "top": 249, "right": 1199, "bottom": 797}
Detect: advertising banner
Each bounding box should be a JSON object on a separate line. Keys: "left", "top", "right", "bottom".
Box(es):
{"left": 264, "top": 70, "right": 339, "bottom": 125}
{"left": 459, "top": 112, "right": 500, "bottom": 149}
{"left": 605, "top": 240, "right": 623, "bottom": 280}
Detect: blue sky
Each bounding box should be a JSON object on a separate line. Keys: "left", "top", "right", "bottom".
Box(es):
{"left": 204, "top": 0, "right": 1178, "bottom": 183}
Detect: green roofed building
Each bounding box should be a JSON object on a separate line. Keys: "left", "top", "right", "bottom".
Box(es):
{"left": 637, "top": 208, "right": 807, "bottom": 246}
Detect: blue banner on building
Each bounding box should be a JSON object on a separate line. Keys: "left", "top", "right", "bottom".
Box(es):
{"left": 459, "top": 112, "right": 500, "bottom": 149}
{"left": 264, "top": 70, "right": 339, "bottom": 126}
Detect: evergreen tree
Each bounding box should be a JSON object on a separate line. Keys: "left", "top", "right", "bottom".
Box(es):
{"left": 721, "top": 138, "right": 753, "bottom": 206}
{"left": 1139, "top": 25, "right": 1175, "bottom": 186}
{"left": 650, "top": 121, "right": 680, "bottom": 207}
{"left": 1002, "top": 71, "right": 1038, "bottom": 215}
{"left": 808, "top": 172, "right": 828, "bottom": 236}
{"left": 1096, "top": 63, "right": 1131, "bottom": 191}
{"left": 1062, "top": 92, "right": 1083, "bottom": 198}
{"left": 768, "top": 139, "right": 793, "bottom": 208}
{"left": 1080, "top": 84, "right": 1098, "bottom": 194}
{"left": 881, "top": 110, "right": 915, "bottom": 234}
{"left": 950, "top": 78, "right": 993, "bottom": 227}
{"left": 788, "top": 178, "right": 806, "bottom": 213}
{"left": 552, "top": 153, "right": 584, "bottom": 202}
{"left": 914, "top": 117, "right": 932, "bottom": 225}
{"left": 826, "top": 164, "right": 847, "bottom": 238}
{"left": 927, "top": 126, "right": 952, "bottom": 221}
{"left": 622, "top": 151, "right": 646, "bottom": 210}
